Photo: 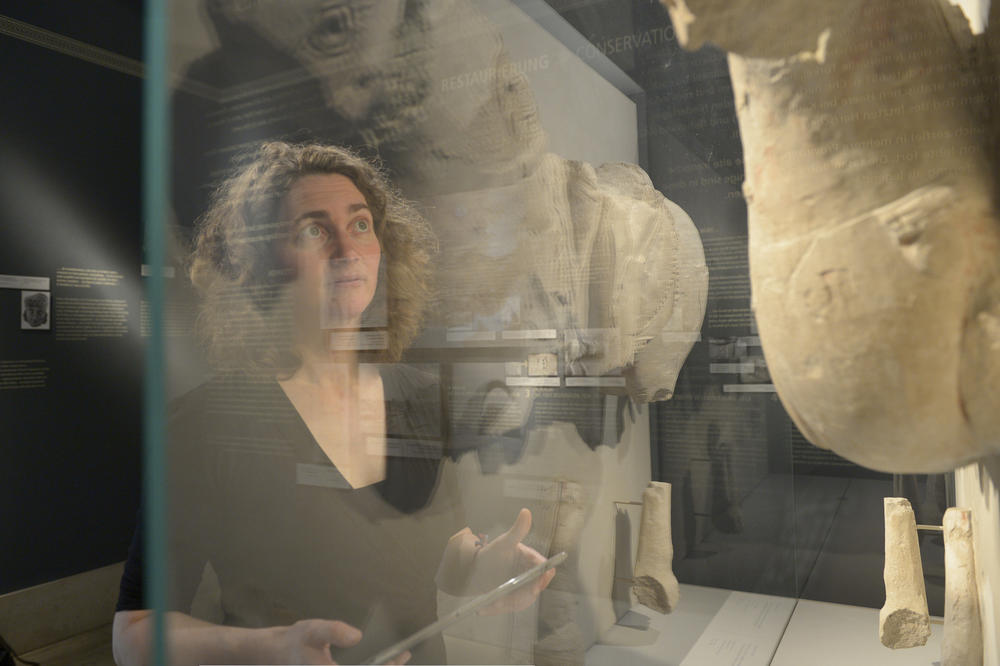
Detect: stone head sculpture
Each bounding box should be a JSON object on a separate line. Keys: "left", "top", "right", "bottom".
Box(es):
{"left": 22, "top": 292, "right": 48, "bottom": 328}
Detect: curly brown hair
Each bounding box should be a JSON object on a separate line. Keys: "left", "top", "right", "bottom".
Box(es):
{"left": 188, "top": 141, "right": 436, "bottom": 374}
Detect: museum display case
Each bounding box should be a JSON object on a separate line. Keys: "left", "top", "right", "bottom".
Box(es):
{"left": 1, "top": 1, "right": 996, "bottom": 665}
{"left": 136, "top": 0, "right": 1000, "bottom": 664}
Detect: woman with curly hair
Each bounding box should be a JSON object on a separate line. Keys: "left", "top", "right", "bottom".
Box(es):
{"left": 113, "top": 142, "right": 552, "bottom": 666}
{"left": 188, "top": 141, "right": 435, "bottom": 375}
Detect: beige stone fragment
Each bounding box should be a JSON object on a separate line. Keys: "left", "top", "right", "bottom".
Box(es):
{"left": 880, "top": 497, "right": 931, "bottom": 648}
{"left": 660, "top": 0, "right": 1000, "bottom": 472}
{"left": 428, "top": 155, "right": 708, "bottom": 404}
{"left": 534, "top": 480, "right": 588, "bottom": 666}
{"left": 947, "top": 0, "right": 991, "bottom": 34}
{"left": 942, "top": 507, "right": 983, "bottom": 665}
{"left": 632, "top": 481, "right": 679, "bottom": 614}
{"left": 595, "top": 165, "right": 708, "bottom": 403}
{"left": 233, "top": 1, "right": 710, "bottom": 406}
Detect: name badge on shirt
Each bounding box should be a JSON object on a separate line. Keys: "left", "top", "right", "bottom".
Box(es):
{"left": 296, "top": 462, "right": 352, "bottom": 489}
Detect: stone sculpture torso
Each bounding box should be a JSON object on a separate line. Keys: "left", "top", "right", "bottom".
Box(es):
{"left": 663, "top": 0, "right": 1000, "bottom": 471}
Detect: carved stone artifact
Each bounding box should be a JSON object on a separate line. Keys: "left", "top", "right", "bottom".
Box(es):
{"left": 534, "top": 480, "right": 588, "bottom": 666}
{"left": 880, "top": 497, "right": 931, "bottom": 648}
{"left": 182, "top": 1, "right": 709, "bottom": 405}
{"left": 942, "top": 507, "right": 983, "bottom": 666}
{"left": 632, "top": 481, "right": 680, "bottom": 614}
{"left": 428, "top": 155, "right": 708, "bottom": 404}
{"left": 660, "top": 0, "right": 1000, "bottom": 471}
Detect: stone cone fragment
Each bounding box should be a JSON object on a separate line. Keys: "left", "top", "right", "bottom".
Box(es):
{"left": 942, "top": 507, "right": 983, "bottom": 666}
{"left": 880, "top": 497, "right": 931, "bottom": 648}
{"left": 632, "top": 481, "right": 680, "bottom": 614}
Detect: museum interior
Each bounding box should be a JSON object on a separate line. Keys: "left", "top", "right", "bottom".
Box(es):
{"left": 1, "top": 1, "right": 998, "bottom": 665}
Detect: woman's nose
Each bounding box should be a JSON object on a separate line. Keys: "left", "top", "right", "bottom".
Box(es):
{"left": 325, "top": 228, "right": 359, "bottom": 261}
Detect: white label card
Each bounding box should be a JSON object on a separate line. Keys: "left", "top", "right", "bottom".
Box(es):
{"left": 681, "top": 592, "right": 795, "bottom": 665}
{"left": 0, "top": 274, "right": 49, "bottom": 290}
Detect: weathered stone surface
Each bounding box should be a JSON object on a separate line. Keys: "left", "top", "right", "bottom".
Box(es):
{"left": 534, "top": 481, "right": 587, "bottom": 666}
{"left": 880, "top": 497, "right": 931, "bottom": 649}
{"left": 661, "top": 0, "right": 1000, "bottom": 472}
{"left": 942, "top": 507, "right": 983, "bottom": 665}
{"left": 954, "top": 460, "right": 999, "bottom": 666}
{"left": 632, "top": 481, "right": 680, "bottom": 614}
{"left": 204, "top": 3, "right": 709, "bottom": 407}
{"left": 428, "top": 155, "right": 708, "bottom": 404}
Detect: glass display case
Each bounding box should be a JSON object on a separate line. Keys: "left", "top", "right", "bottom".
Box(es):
{"left": 137, "top": 0, "right": 998, "bottom": 664}
{"left": 3, "top": 1, "right": 997, "bottom": 665}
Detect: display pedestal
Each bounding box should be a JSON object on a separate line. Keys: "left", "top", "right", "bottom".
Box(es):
{"left": 772, "top": 599, "right": 943, "bottom": 665}
{"left": 586, "top": 585, "right": 945, "bottom": 665}
{"left": 586, "top": 585, "right": 795, "bottom": 666}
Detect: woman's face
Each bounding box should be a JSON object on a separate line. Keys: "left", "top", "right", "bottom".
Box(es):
{"left": 279, "top": 173, "right": 381, "bottom": 331}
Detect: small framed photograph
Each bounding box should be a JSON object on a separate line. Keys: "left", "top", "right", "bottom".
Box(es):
{"left": 21, "top": 291, "right": 51, "bottom": 330}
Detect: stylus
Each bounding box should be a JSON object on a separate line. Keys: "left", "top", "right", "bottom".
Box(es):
{"left": 364, "top": 550, "right": 568, "bottom": 665}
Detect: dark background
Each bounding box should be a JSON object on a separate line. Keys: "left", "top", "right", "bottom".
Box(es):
{"left": 1, "top": 1, "right": 143, "bottom": 593}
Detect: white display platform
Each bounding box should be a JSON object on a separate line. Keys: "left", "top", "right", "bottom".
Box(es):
{"left": 586, "top": 585, "right": 944, "bottom": 666}
{"left": 771, "top": 599, "right": 943, "bottom": 666}
{"left": 586, "top": 584, "right": 796, "bottom": 666}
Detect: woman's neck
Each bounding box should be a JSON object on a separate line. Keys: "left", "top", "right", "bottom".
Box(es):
{"left": 277, "top": 340, "right": 387, "bottom": 489}
{"left": 286, "top": 347, "right": 360, "bottom": 393}
{"left": 291, "top": 320, "right": 365, "bottom": 385}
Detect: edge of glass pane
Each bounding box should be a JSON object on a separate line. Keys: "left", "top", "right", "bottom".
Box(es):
{"left": 142, "top": 2, "right": 168, "bottom": 664}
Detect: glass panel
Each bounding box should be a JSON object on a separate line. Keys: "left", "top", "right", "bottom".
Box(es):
{"left": 159, "top": 3, "right": 676, "bottom": 662}
{"left": 143, "top": 3, "right": 170, "bottom": 666}
{"left": 136, "top": 1, "right": 972, "bottom": 664}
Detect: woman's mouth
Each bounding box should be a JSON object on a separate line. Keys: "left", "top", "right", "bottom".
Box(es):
{"left": 331, "top": 275, "right": 364, "bottom": 287}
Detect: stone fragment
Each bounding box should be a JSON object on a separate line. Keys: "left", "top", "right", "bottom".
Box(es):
{"left": 428, "top": 155, "right": 708, "bottom": 404}
{"left": 534, "top": 480, "right": 588, "bottom": 666}
{"left": 205, "top": 2, "right": 710, "bottom": 407}
{"left": 942, "top": 507, "right": 983, "bottom": 665}
{"left": 880, "top": 497, "right": 931, "bottom": 648}
{"left": 632, "top": 481, "right": 680, "bottom": 614}
{"left": 660, "top": 0, "right": 1000, "bottom": 472}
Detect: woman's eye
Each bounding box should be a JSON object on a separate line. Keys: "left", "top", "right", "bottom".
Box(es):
{"left": 296, "top": 223, "right": 327, "bottom": 244}
{"left": 354, "top": 219, "right": 371, "bottom": 233}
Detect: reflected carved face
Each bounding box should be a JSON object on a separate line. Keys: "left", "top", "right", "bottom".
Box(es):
{"left": 211, "top": 0, "right": 411, "bottom": 122}
{"left": 279, "top": 173, "right": 381, "bottom": 331}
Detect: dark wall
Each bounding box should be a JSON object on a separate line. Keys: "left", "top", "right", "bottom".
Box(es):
{"left": 0, "top": 2, "right": 143, "bottom": 593}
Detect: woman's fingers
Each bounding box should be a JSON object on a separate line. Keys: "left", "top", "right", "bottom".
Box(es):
{"left": 328, "top": 620, "right": 363, "bottom": 648}
{"left": 496, "top": 508, "right": 532, "bottom": 547}
{"left": 476, "top": 544, "right": 559, "bottom": 616}
{"left": 518, "top": 541, "right": 547, "bottom": 567}
{"left": 304, "top": 620, "right": 362, "bottom": 648}
{"left": 535, "top": 567, "right": 556, "bottom": 593}
{"left": 280, "top": 619, "right": 362, "bottom": 664}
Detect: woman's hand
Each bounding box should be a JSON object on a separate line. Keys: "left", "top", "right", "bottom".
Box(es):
{"left": 113, "top": 611, "right": 411, "bottom": 666}
{"left": 272, "top": 620, "right": 410, "bottom": 665}
{"left": 436, "top": 508, "right": 556, "bottom": 615}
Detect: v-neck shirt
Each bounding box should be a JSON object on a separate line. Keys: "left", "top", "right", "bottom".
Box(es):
{"left": 119, "top": 364, "right": 459, "bottom": 664}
